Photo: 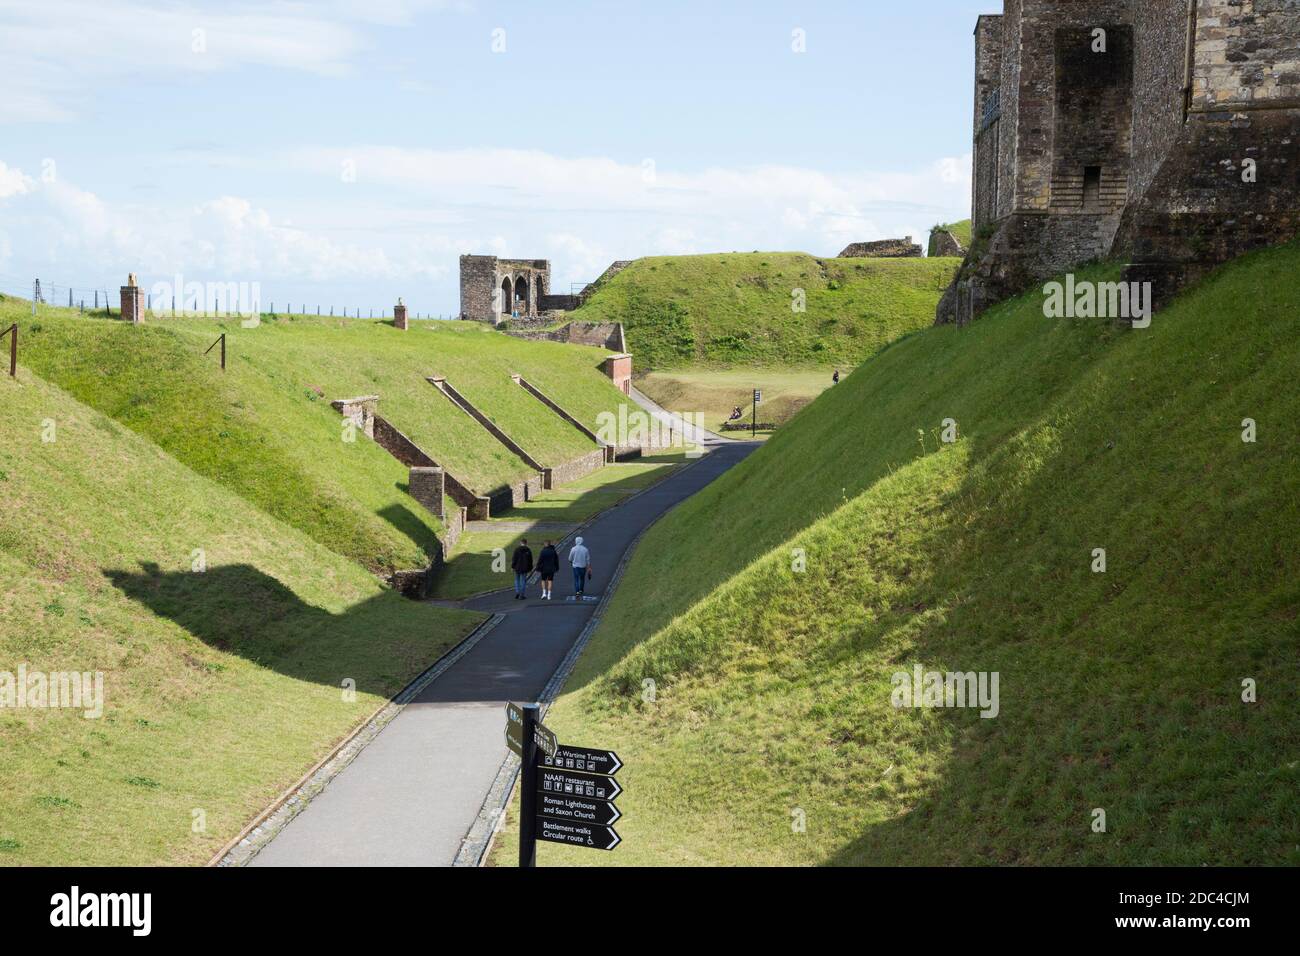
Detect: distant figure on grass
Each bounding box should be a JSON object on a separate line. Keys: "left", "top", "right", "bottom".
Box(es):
{"left": 511, "top": 538, "right": 534, "bottom": 600}
{"left": 832, "top": 369, "right": 840, "bottom": 384}
{"left": 536, "top": 540, "right": 559, "bottom": 601}
{"left": 569, "top": 536, "right": 593, "bottom": 598}
{"left": 729, "top": 406, "right": 743, "bottom": 421}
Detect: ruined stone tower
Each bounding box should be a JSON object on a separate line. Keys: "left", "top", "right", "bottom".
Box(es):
{"left": 459, "top": 256, "right": 552, "bottom": 324}
{"left": 939, "top": 0, "right": 1300, "bottom": 325}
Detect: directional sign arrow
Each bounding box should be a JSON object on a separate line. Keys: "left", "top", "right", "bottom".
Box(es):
{"left": 532, "top": 722, "right": 558, "bottom": 760}
{"left": 537, "top": 791, "right": 622, "bottom": 827}
{"left": 537, "top": 767, "right": 621, "bottom": 803}
{"left": 505, "top": 703, "right": 524, "bottom": 755}
{"left": 505, "top": 703, "right": 558, "bottom": 759}
{"left": 541, "top": 745, "right": 622, "bottom": 777}
{"left": 537, "top": 818, "right": 621, "bottom": 851}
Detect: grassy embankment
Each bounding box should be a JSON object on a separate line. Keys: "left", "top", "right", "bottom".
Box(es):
{"left": 0, "top": 369, "right": 481, "bottom": 865}
{"left": 493, "top": 243, "right": 1300, "bottom": 866}
{"left": 10, "top": 304, "right": 639, "bottom": 573}
{"left": 570, "top": 252, "right": 956, "bottom": 432}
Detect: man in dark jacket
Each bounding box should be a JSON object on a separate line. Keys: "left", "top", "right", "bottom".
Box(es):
{"left": 511, "top": 539, "right": 533, "bottom": 600}
{"left": 535, "top": 541, "right": 559, "bottom": 600}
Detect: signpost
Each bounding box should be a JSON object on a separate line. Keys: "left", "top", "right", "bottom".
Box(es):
{"left": 505, "top": 701, "right": 557, "bottom": 760}
{"left": 752, "top": 388, "right": 762, "bottom": 437}
{"left": 507, "top": 703, "right": 623, "bottom": 865}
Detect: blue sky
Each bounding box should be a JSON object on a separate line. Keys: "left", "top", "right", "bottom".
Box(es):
{"left": 0, "top": 0, "right": 989, "bottom": 314}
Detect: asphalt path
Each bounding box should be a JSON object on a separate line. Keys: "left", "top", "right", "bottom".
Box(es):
{"left": 247, "top": 436, "right": 755, "bottom": 866}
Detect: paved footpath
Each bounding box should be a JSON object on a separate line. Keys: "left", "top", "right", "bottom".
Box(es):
{"left": 247, "top": 437, "right": 755, "bottom": 866}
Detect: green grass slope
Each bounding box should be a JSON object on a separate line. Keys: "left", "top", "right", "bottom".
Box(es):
{"left": 507, "top": 244, "right": 1300, "bottom": 866}
{"left": 569, "top": 252, "right": 958, "bottom": 370}
{"left": 0, "top": 371, "right": 482, "bottom": 865}
{"left": 9, "top": 303, "right": 637, "bottom": 570}
{"left": 160, "top": 316, "right": 630, "bottom": 494}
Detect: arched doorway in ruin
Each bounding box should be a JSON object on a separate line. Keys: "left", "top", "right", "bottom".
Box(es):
{"left": 500, "top": 278, "right": 512, "bottom": 315}
{"left": 514, "top": 276, "right": 530, "bottom": 315}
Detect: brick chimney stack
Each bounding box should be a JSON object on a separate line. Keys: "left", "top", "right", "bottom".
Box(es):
{"left": 120, "top": 273, "right": 144, "bottom": 324}
{"left": 393, "top": 298, "right": 408, "bottom": 330}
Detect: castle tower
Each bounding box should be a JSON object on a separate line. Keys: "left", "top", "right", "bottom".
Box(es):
{"left": 941, "top": 0, "right": 1300, "bottom": 324}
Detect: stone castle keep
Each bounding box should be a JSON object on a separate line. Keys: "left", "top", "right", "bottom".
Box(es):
{"left": 938, "top": 0, "right": 1300, "bottom": 325}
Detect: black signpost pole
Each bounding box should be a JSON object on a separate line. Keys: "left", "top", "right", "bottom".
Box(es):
{"left": 519, "top": 703, "right": 540, "bottom": 868}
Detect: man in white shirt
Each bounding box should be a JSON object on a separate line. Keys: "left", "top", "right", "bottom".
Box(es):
{"left": 568, "top": 536, "right": 593, "bottom": 597}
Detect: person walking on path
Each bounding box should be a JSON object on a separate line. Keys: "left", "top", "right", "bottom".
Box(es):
{"left": 568, "top": 536, "right": 593, "bottom": 598}
{"left": 536, "top": 540, "right": 559, "bottom": 600}
{"left": 511, "top": 539, "right": 534, "bottom": 600}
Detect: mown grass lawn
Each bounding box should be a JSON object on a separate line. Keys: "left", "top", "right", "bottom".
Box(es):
{"left": 637, "top": 366, "right": 840, "bottom": 434}
{"left": 0, "top": 372, "right": 482, "bottom": 865}
{"left": 492, "top": 244, "right": 1300, "bottom": 866}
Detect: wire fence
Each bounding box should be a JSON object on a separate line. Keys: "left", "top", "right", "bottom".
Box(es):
{"left": 0, "top": 274, "right": 456, "bottom": 321}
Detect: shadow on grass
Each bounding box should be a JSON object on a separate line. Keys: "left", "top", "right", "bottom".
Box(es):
{"left": 558, "top": 253, "right": 1300, "bottom": 865}
{"left": 378, "top": 498, "right": 441, "bottom": 560}
{"left": 104, "top": 561, "right": 475, "bottom": 697}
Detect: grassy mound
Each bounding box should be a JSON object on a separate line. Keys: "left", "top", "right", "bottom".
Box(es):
{"left": 8, "top": 303, "right": 637, "bottom": 571}
{"left": 0, "top": 371, "right": 482, "bottom": 865}
{"left": 500, "top": 243, "right": 1300, "bottom": 866}
{"left": 569, "top": 252, "right": 957, "bottom": 370}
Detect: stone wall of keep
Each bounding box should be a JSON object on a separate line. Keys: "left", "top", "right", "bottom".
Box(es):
{"left": 995, "top": 0, "right": 1024, "bottom": 220}
{"left": 973, "top": 15, "right": 1005, "bottom": 233}
{"left": 1192, "top": 0, "right": 1300, "bottom": 109}
{"left": 1131, "top": 0, "right": 1192, "bottom": 203}
{"left": 1049, "top": 25, "right": 1134, "bottom": 214}
{"left": 1008, "top": 1, "right": 1132, "bottom": 214}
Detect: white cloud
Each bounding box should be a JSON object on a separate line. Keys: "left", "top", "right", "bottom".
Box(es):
{"left": 0, "top": 161, "right": 33, "bottom": 199}
{"left": 0, "top": 146, "right": 971, "bottom": 308}
{"left": 0, "top": 0, "right": 438, "bottom": 123}
{"left": 284, "top": 145, "right": 972, "bottom": 258}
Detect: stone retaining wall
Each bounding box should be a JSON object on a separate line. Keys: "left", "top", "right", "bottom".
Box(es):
{"left": 427, "top": 376, "right": 548, "bottom": 496}
{"left": 504, "top": 320, "right": 626, "bottom": 353}
{"left": 929, "top": 229, "right": 966, "bottom": 257}
{"left": 513, "top": 375, "right": 613, "bottom": 462}
{"left": 373, "top": 416, "right": 435, "bottom": 468}
{"left": 547, "top": 448, "right": 607, "bottom": 486}
{"left": 838, "top": 237, "right": 923, "bottom": 258}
